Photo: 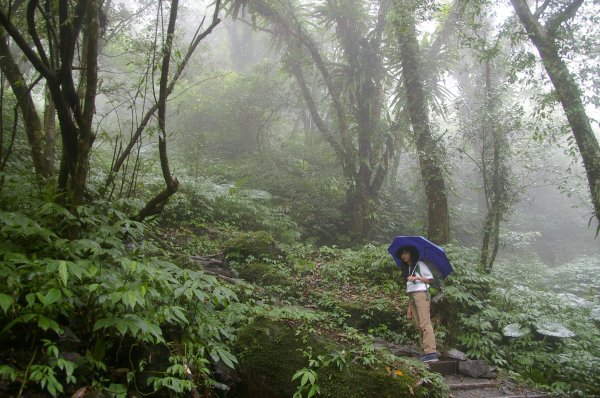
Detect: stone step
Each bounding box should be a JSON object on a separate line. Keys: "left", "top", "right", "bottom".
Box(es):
{"left": 444, "top": 375, "right": 550, "bottom": 398}
{"left": 450, "top": 395, "right": 550, "bottom": 398}
{"left": 493, "top": 395, "right": 549, "bottom": 398}
{"left": 427, "top": 360, "right": 458, "bottom": 375}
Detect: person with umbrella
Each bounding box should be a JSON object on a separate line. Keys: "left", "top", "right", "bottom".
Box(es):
{"left": 396, "top": 245, "right": 439, "bottom": 362}
{"left": 389, "top": 235, "right": 455, "bottom": 363}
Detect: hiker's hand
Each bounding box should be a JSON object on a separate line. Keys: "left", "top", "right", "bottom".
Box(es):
{"left": 408, "top": 276, "right": 418, "bottom": 282}
{"left": 407, "top": 307, "right": 412, "bottom": 319}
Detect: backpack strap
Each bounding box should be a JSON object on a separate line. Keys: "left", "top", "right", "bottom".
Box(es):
{"left": 410, "top": 262, "right": 429, "bottom": 288}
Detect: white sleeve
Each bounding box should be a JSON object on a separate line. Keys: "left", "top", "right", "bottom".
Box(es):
{"left": 417, "top": 261, "right": 434, "bottom": 279}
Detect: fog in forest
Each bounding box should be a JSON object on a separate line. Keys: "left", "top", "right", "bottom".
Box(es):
{"left": 173, "top": 6, "right": 600, "bottom": 266}
{"left": 103, "top": 1, "right": 600, "bottom": 264}
{"left": 3, "top": 0, "right": 600, "bottom": 396}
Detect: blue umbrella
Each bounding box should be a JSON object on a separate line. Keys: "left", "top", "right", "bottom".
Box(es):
{"left": 388, "top": 236, "right": 453, "bottom": 278}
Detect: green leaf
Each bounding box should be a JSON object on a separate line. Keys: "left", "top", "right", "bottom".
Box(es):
{"left": 292, "top": 369, "right": 306, "bottom": 381}
{"left": 115, "top": 319, "right": 129, "bottom": 336}
{"left": 108, "top": 383, "right": 127, "bottom": 398}
{"left": 301, "top": 371, "right": 309, "bottom": 387}
{"left": 170, "top": 306, "right": 188, "bottom": 324}
{"left": 44, "top": 288, "right": 62, "bottom": 306}
{"left": 35, "top": 292, "right": 45, "bottom": 306}
{"left": 307, "top": 370, "right": 316, "bottom": 384}
{"left": 58, "top": 261, "right": 68, "bottom": 287}
{"left": 211, "top": 346, "right": 237, "bottom": 369}
{"left": 0, "top": 293, "right": 13, "bottom": 313}
{"left": 37, "top": 315, "right": 59, "bottom": 332}
{"left": 123, "top": 291, "right": 139, "bottom": 310}
{"left": 0, "top": 364, "right": 18, "bottom": 381}
{"left": 93, "top": 318, "right": 116, "bottom": 331}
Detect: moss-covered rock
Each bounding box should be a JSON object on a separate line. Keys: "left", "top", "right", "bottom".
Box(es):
{"left": 237, "top": 262, "right": 291, "bottom": 286}
{"left": 231, "top": 317, "right": 445, "bottom": 398}
{"left": 224, "top": 231, "right": 282, "bottom": 262}
{"left": 338, "top": 299, "right": 404, "bottom": 332}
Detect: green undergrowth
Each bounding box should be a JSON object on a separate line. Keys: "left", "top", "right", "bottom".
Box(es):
{"left": 0, "top": 186, "right": 250, "bottom": 396}
{"left": 2, "top": 178, "right": 598, "bottom": 397}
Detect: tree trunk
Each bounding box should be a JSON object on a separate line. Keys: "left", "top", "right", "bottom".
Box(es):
{"left": 510, "top": 0, "right": 600, "bottom": 227}
{"left": 227, "top": 21, "right": 253, "bottom": 72}
{"left": 396, "top": 6, "right": 450, "bottom": 245}
{"left": 102, "top": 1, "right": 222, "bottom": 197}
{"left": 72, "top": 0, "right": 100, "bottom": 207}
{"left": 480, "top": 59, "right": 498, "bottom": 272}
{"left": 43, "top": 86, "right": 56, "bottom": 176}
{"left": 0, "top": 31, "right": 50, "bottom": 181}
{"left": 134, "top": 0, "right": 181, "bottom": 221}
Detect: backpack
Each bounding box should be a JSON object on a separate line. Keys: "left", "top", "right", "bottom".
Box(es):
{"left": 414, "top": 260, "right": 446, "bottom": 303}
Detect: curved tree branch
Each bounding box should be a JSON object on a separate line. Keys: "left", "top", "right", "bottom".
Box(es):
{"left": 0, "top": 6, "right": 54, "bottom": 79}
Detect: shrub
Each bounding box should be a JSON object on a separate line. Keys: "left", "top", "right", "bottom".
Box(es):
{"left": 224, "top": 231, "right": 283, "bottom": 263}
{"left": 0, "top": 187, "right": 243, "bottom": 396}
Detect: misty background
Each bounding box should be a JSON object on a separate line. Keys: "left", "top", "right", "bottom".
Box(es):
{"left": 2, "top": 0, "right": 600, "bottom": 396}
{"left": 99, "top": 1, "right": 599, "bottom": 263}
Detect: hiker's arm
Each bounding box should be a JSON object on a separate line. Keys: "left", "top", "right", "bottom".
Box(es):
{"left": 407, "top": 275, "right": 433, "bottom": 283}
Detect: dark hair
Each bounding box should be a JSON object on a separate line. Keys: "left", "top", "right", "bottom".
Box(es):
{"left": 396, "top": 245, "right": 419, "bottom": 264}
{"left": 396, "top": 245, "right": 420, "bottom": 278}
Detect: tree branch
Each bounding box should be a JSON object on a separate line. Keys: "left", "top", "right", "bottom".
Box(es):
{"left": 0, "top": 31, "right": 49, "bottom": 180}
{"left": 510, "top": 0, "right": 547, "bottom": 42}
{"left": 104, "top": 0, "right": 221, "bottom": 195}
{"left": 533, "top": 0, "right": 552, "bottom": 19}
{"left": 289, "top": 57, "right": 344, "bottom": 158}
{"left": 0, "top": 6, "right": 54, "bottom": 79}
{"left": 545, "top": 0, "right": 583, "bottom": 35}
{"left": 26, "top": 0, "right": 51, "bottom": 69}
{"left": 427, "top": 0, "right": 465, "bottom": 63}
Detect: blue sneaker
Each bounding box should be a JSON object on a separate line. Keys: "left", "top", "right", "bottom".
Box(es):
{"left": 418, "top": 353, "right": 439, "bottom": 362}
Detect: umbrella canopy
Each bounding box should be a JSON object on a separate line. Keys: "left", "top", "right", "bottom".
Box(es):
{"left": 388, "top": 236, "right": 453, "bottom": 278}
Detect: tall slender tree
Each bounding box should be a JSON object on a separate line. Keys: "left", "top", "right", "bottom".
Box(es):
{"left": 391, "top": 0, "right": 458, "bottom": 244}
{"left": 510, "top": 0, "right": 600, "bottom": 229}
{"left": 0, "top": 27, "right": 50, "bottom": 182}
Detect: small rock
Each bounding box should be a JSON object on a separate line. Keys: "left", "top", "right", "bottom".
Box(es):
{"left": 388, "top": 344, "right": 422, "bottom": 357}
{"left": 443, "top": 348, "right": 467, "bottom": 361}
{"left": 480, "top": 371, "right": 498, "bottom": 379}
{"left": 458, "top": 359, "right": 490, "bottom": 378}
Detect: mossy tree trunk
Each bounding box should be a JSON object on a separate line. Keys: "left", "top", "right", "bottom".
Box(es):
{"left": 510, "top": 0, "right": 600, "bottom": 229}
{"left": 394, "top": 1, "right": 450, "bottom": 245}
{"left": 0, "top": 29, "right": 51, "bottom": 183}
{"left": 480, "top": 59, "right": 503, "bottom": 273}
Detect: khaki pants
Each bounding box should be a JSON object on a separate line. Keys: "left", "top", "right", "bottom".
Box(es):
{"left": 409, "top": 291, "right": 436, "bottom": 355}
